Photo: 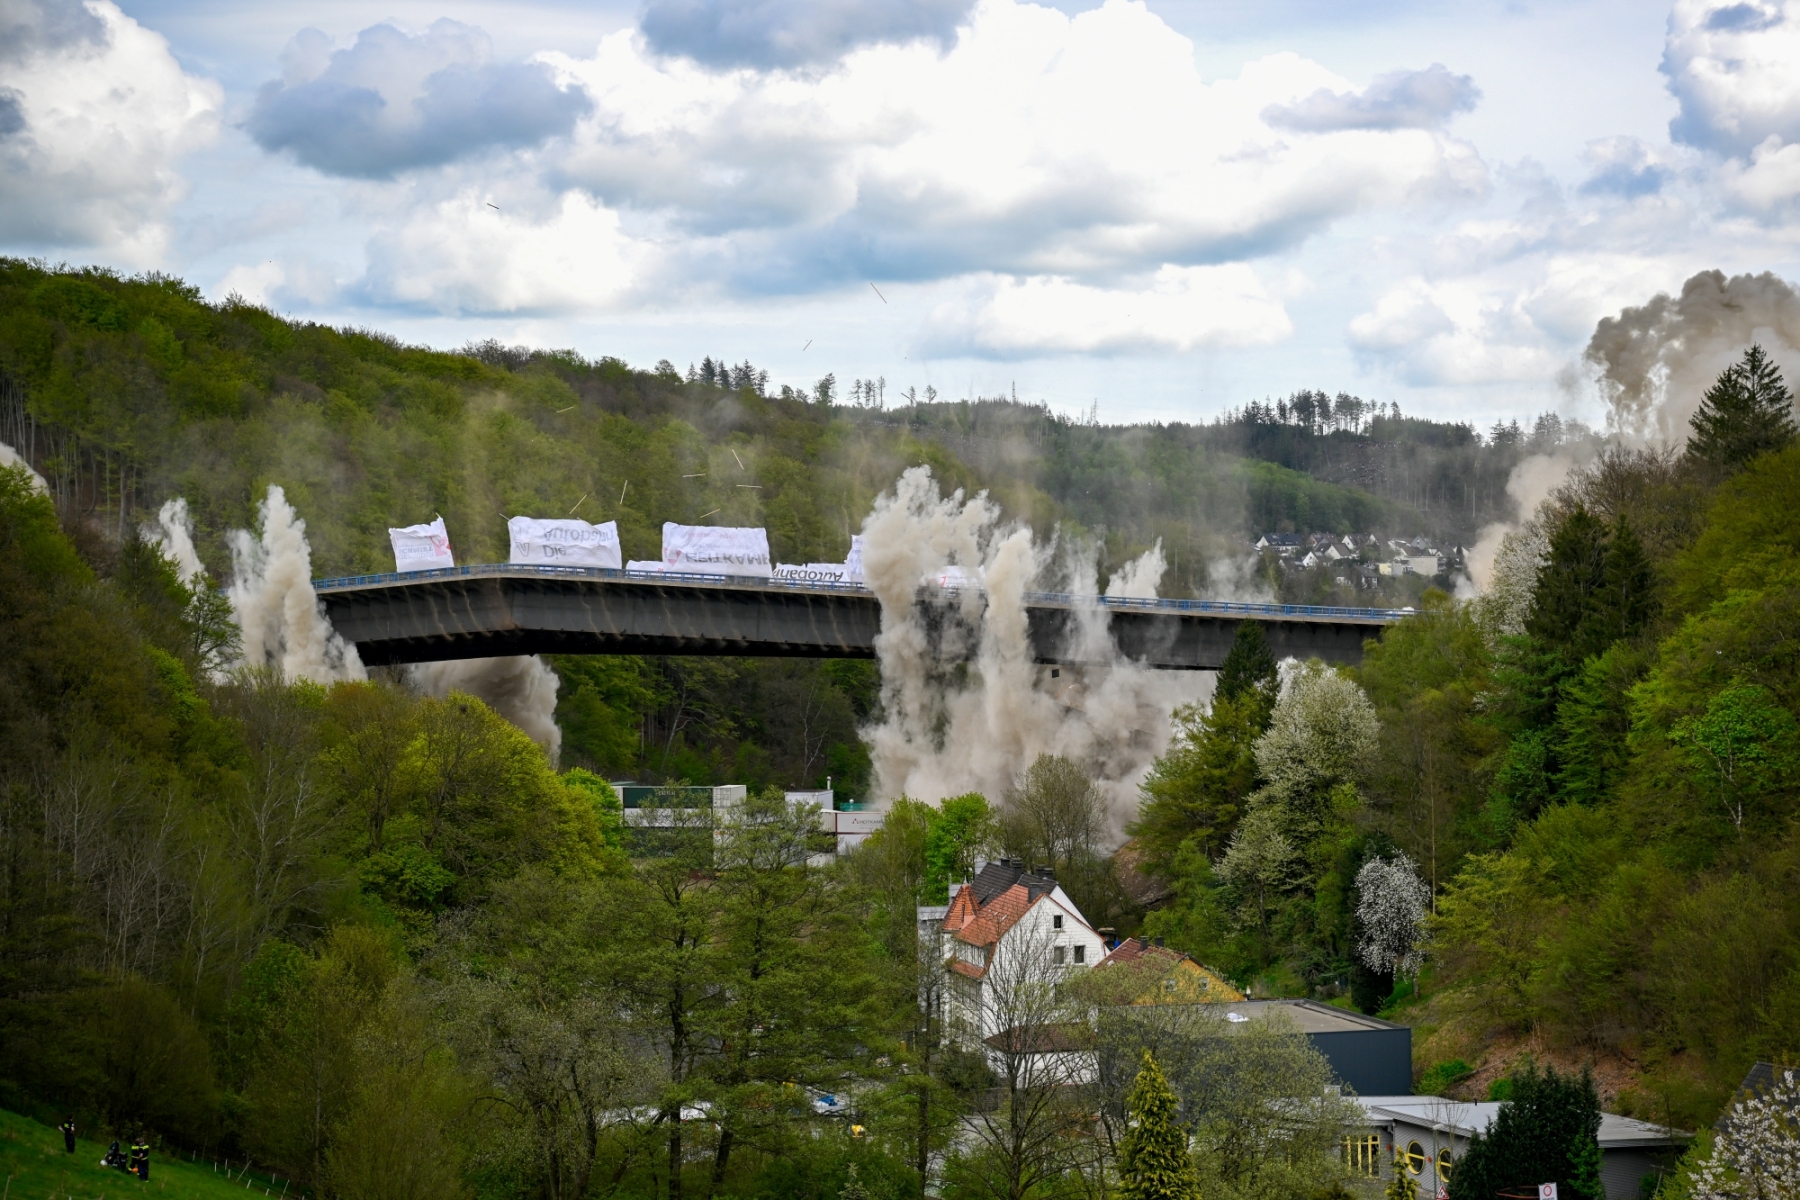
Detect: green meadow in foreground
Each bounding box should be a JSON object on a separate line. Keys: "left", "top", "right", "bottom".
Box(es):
{"left": 0, "top": 1109, "right": 298, "bottom": 1200}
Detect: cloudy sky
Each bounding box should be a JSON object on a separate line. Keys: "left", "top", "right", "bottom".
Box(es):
{"left": 3, "top": 0, "right": 1798, "bottom": 425}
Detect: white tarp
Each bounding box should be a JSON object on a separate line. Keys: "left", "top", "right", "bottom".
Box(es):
{"left": 844, "top": 535, "right": 865, "bottom": 585}
{"left": 508, "top": 517, "right": 622, "bottom": 568}
{"left": 626, "top": 560, "right": 669, "bottom": 573}
{"left": 389, "top": 517, "right": 454, "bottom": 573}
{"left": 661, "top": 523, "right": 772, "bottom": 578}
{"left": 774, "top": 563, "right": 849, "bottom": 584}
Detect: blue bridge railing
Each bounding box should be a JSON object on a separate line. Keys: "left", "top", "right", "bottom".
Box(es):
{"left": 313, "top": 562, "right": 1411, "bottom": 623}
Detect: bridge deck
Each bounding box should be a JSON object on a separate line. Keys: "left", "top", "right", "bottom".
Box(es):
{"left": 315, "top": 564, "right": 1403, "bottom": 669}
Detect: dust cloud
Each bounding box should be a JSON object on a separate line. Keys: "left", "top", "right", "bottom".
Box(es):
{"left": 144, "top": 497, "right": 208, "bottom": 586}
{"left": 1459, "top": 451, "right": 1585, "bottom": 601}
{"left": 1585, "top": 269, "right": 1800, "bottom": 444}
{"left": 409, "top": 656, "right": 563, "bottom": 763}
{"left": 0, "top": 440, "right": 48, "bottom": 494}
{"left": 1104, "top": 539, "right": 1166, "bottom": 599}
{"left": 858, "top": 466, "right": 1201, "bottom": 840}
{"left": 227, "top": 485, "right": 366, "bottom": 685}
{"left": 1466, "top": 268, "right": 1800, "bottom": 605}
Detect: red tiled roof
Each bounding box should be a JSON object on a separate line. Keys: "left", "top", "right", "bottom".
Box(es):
{"left": 943, "top": 885, "right": 980, "bottom": 934}
{"left": 948, "top": 958, "right": 985, "bottom": 980}
{"left": 1096, "top": 937, "right": 1185, "bottom": 969}
{"left": 954, "top": 882, "right": 1035, "bottom": 949}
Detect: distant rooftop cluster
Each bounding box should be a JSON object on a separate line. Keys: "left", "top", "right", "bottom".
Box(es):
{"left": 1252, "top": 531, "right": 1463, "bottom": 588}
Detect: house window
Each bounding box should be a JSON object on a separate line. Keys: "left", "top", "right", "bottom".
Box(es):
{"left": 1437, "top": 1149, "right": 1454, "bottom": 1181}
{"left": 1341, "top": 1134, "right": 1381, "bottom": 1176}
{"left": 1053, "top": 946, "right": 1066, "bottom": 965}
{"left": 1053, "top": 914, "right": 1063, "bottom": 930}
{"left": 1400, "top": 1141, "right": 1426, "bottom": 1176}
{"left": 1074, "top": 945, "right": 1085, "bottom": 964}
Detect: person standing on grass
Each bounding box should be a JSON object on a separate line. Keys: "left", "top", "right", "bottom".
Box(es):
{"left": 59, "top": 1117, "right": 75, "bottom": 1153}
{"left": 131, "top": 1135, "right": 150, "bottom": 1181}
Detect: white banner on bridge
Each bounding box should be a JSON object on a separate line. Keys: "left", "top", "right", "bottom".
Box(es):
{"left": 774, "top": 562, "right": 849, "bottom": 584}
{"left": 661, "top": 523, "right": 772, "bottom": 577}
{"left": 843, "top": 535, "right": 865, "bottom": 585}
{"left": 626, "top": 560, "right": 668, "bottom": 573}
{"left": 923, "top": 563, "right": 979, "bottom": 589}
{"left": 508, "top": 517, "right": 622, "bottom": 568}
{"left": 389, "top": 517, "right": 454, "bottom": 573}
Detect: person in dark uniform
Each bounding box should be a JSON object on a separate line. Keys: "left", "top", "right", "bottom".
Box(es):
{"left": 130, "top": 1136, "right": 149, "bottom": 1181}
{"left": 59, "top": 1118, "right": 75, "bottom": 1153}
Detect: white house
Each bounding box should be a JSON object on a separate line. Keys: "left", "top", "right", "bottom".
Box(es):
{"left": 940, "top": 860, "right": 1108, "bottom": 1047}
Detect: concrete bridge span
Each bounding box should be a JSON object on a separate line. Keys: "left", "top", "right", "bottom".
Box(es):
{"left": 314, "top": 564, "right": 1403, "bottom": 670}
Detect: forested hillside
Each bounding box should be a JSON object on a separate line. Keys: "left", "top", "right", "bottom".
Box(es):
{"left": 4, "top": 258, "right": 1795, "bottom": 1196}
{"left": 1135, "top": 373, "right": 1800, "bottom": 1141}
{"left": 0, "top": 259, "right": 1552, "bottom": 793}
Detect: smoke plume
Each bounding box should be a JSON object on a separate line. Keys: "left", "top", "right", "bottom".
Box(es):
{"left": 227, "top": 485, "right": 366, "bottom": 684}
{"left": 409, "top": 656, "right": 563, "bottom": 763}
{"left": 143, "top": 497, "right": 208, "bottom": 585}
{"left": 1585, "top": 269, "right": 1800, "bottom": 444}
{"left": 1461, "top": 267, "right": 1800, "bottom": 606}
{"left": 858, "top": 467, "right": 1200, "bottom": 839}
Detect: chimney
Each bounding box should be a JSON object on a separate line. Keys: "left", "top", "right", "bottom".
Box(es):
{"left": 1153, "top": 937, "right": 1165, "bottom": 948}
{"left": 1034, "top": 865, "right": 1055, "bottom": 879}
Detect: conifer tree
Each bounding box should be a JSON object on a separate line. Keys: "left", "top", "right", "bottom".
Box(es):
{"left": 1567, "top": 1127, "right": 1604, "bottom": 1200}
{"left": 1216, "top": 620, "right": 1279, "bottom": 714}
{"left": 1595, "top": 516, "right": 1654, "bottom": 645}
{"left": 1689, "top": 344, "right": 1797, "bottom": 470}
{"left": 1447, "top": 1063, "right": 1600, "bottom": 1200}
{"left": 1116, "top": 1051, "right": 1199, "bottom": 1200}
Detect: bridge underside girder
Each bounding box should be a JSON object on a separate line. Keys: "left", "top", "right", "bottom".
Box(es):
{"left": 318, "top": 574, "right": 1380, "bottom": 670}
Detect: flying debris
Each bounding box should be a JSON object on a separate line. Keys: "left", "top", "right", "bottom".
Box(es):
{"left": 870, "top": 282, "right": 888, "bottom": 304}
{"left": 487, "top": 202, "right": 499, "bottom": 210}
{"left": 802, "top": 339, "right": 812, "bottom": 351}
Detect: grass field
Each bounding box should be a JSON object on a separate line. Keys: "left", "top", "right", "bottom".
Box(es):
{"left": 0, "top": 1110, "right": 301, "bottom": 1200}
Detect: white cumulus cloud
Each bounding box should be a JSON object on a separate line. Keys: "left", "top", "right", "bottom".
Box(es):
{"left": 540, "top": 0, "right": 1487, "bottom": 289}
{"left": 356, "top": 189, "right": 650, "bottom": 314}
{"left": 924, "top": 265, "right": 1294, "bottom": 357}
{"left": 1663, "top": 0, "right": 1800, "bottom": 156}
{"left": 0, "top": 0, "right": 220, "bottom": 261}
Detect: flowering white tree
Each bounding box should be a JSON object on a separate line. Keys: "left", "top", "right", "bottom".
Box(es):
{"left": 1355, "top": 853, "right": 1431, "bottom": 980}
{"left": 1692, "top": 1067, "right": 1800, "bottom": 1200}
{"left": 1248, "top": 661, "right": 1379, "bottom": 850}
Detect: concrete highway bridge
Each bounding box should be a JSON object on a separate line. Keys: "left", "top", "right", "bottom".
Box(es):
{"left": 314, "top": 564, "right": 1408, "bottom": 670}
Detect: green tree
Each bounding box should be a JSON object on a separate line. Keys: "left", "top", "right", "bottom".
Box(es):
{"left": 1134, "top": 692, "right": 1267, "bottom": 875}
{"left": 1670, "top": 681, "right": 1800, "bottom": 837}
{"left": 702, "top": 788, "right": 878, "bottom": 1188}
{"left": 1357, "top": 591, "right": 1494, "bottom": 893}
{"left": 1116, "top": 1052, "right": 1199, "bottom": 1200}
{"left": 1447, "top": 1062, "right": 1601, "bottom": 1200}
{"left": 435, "top": 870, "right": 653, "bottom": 1200}
{"left": 923, "top": 792, "right": 993, "bottom": 904}
{"left": 1215, "top": 621, "right": 1279, "bottom": 712}
{"left": 1688, "top": 344, "right": 1797, "bottom": 471}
